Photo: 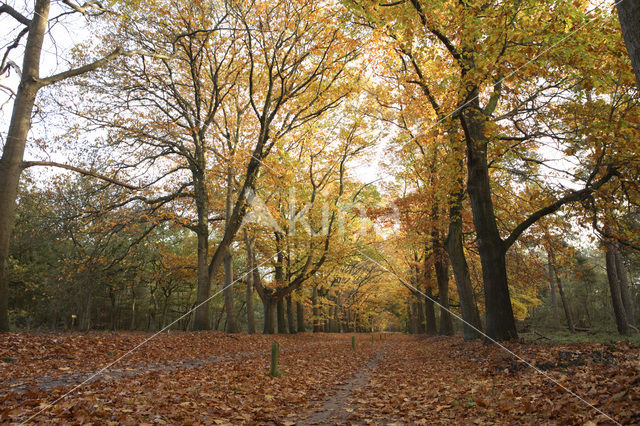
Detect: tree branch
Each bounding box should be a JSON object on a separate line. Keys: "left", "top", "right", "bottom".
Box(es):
{"left": 37, "top": 48, "right": 171, "bottom": 87}
{"left": 504, "top": 167, "right": 618, "bottom": 250}
{"left": 0, "top": 3, "right": 31, "bottom": 26}
{"left": 21, "top": 161, "right": 138, "bottom": 190}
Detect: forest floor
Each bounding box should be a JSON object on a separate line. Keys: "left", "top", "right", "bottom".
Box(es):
{"left": 1, "top": 332, "right": 639, "bottom": 424}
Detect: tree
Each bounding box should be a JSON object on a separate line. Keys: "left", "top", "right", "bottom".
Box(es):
{"left": 0, "top": 0, "right": 168, "bottom": 331}
{"left": 617, "top": 0, "right": 640, "bottom": 86}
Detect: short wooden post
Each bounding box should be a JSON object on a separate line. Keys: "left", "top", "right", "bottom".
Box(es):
{"left": 270, "top": 342, "right": 280, "bottom": 377}
{"left": 352, "top": 335, "right": 356, "bottom": 350}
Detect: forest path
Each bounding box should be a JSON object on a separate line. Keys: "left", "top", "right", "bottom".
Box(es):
{"left": 297, "top": 337, "right": 390, "bottom": 425}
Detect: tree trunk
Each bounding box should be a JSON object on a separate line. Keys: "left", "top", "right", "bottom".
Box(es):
{"left": 224, "top": 247, "right": 238, "bottom": 333}
{"left": 0, "top": 0, "right": 50, "bottom": 332}
{"left": 415, "top": 298, "right": 426, "bottom": 334}
{"left": 446, "top": 182, "right": 483, "bottom": 339}
{"left": 407, "top": 300, "right": 416, "bottom": 334}
{"left": 547, "top": 252, "right": 575, "bottom": 333}
{"left": 312, "top": 286, "right": 321, "bottom": 332}
{"left": 245, "top": 236, "right": 256, "bottom": 334}
{"left": 614, "top": 244, "right": 635, "bottom": 325}
{"left": 617, "top": 0, "right": 640, "bottom": 86}
{"left": 547, "top": 259, "right": 559, "bottom": 320}
{"left": 296, "top": 300, "right": 305, "bottom": 332}
{"left": 435, "top": 251, "right": 454, "bottom": 336}
{"left": 277, "top": 297, "right": 287, "bottom": 334}
{"left": 605, "top": 242, "right": 630, "bottom": 335}
{"left": 286, "top": 295, "right": 296, "bottom": 334}
{"left": 193, "top": 176, "right": 211, "bottom": 330}
{"left": 460, "top": 102, "right": 517, "bottom": 341}
{"left": 263, "top": 296, "right": 276, "bottom": 334}
{"left": 424, "top": 287, "right": 437, "bottom": 335}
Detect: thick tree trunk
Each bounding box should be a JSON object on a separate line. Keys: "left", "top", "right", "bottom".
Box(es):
{"left": 193, "top": 175, "right": 211, "bottom": 330}
{"left": 296, "top": 300, "right": 305, "bottom": 332}
{"left": 446, "top": 184, "right": 483, "bottom": 339}
{"left": 263, "top": 296, "right": 276, "bottom": 334}
{"left": 286, "top": 295, "right": 296, "bottom": 334}
{"left": 0, "top": 0, "right": 50, "bottom": 332}
{"left": 245, "top": 236, "right": 256, "bottom": 334}
{"left": 224, "top": 247, "right": 238, "bottom": 333}
{"left": 277, "top": 297, "right": 287, "bottom": 334}
{"left": 617, "top": 0, "right": 640, "bottom": 86}
{"left": 312, "top": 286, "right": 321, "bottom": 332}
{"left": 461, "top": 104, "right": 517, "bottom": 341}
{"left": 407, "top": 300, "right": 417, "bottom": 334}
{"left": 614, "top": 245, "right": 635, "bottom": 325}
{"left": 605, "top": 242, "right": 630, "bottom": 335}
{"left": 435, "top": 252, "right": 454, "bottom": 336}
{"left": 424, "top": 287, "right": 437, "bottom": 335}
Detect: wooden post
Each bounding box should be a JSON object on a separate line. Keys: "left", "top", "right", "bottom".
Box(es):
{"left": 270, "top": 342, "right": 280, "bottom": 377}
{"left": 352, "top": 335, "right": 356, "bottom": 350}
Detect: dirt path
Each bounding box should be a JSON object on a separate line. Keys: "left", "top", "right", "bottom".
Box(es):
{"left": 298, "top": 340, "right": 389, "bottom": 425}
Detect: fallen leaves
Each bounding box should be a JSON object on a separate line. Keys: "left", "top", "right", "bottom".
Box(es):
{"left": 0, "top": 332, "right": 638, "bottom": 424}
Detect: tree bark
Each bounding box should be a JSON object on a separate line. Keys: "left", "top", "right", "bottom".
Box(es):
{"left": 193, "top": 173, "right": 211, "bottom": 330}
{"left": 312, "top": 286, "right": 321, "bottom": 332}
{"left": 407, "top": 300, "right": 416, "bottom": 334}
{"left": 263, "top": 296, "right": 276, "bottom": 334}
{"left": 424, "top": 287, "right": 437, "bottom": 335}
{"left": 224, "top": 247, "right": 238, "bottom": 333}
{"left": 547, "top": 259, "right": 559, "bottom": 320}
{"left": 614, "top": 244, "right": 635, "bottom": 325}
{"left": 460, "top": 103, "right": 517, "bottom": 341}
{"left": 605, "top": 242, "right": 630, "bottom": 335}
{"left": 435, "top": 250, "right": 454, "bottom": 336}
{"left": 286, "top": 295, "right": 296, "bottom": 334}
{"left": 244, "top": 234, "right": 256, "bottom": 334}
{"left": 0, "top": 0, "right": 50, "bottom": 332}
{"left": 445, "top": 179, "right": 483, "bottom": 339}
{"left": 617, "top": 0, "right": 640, "bottom": 87}
{"left": 415, "top": 298, "right": 426, "bottom": 333}
{"left": 277, "top": 297, "right": 287, "bottom": 334}
{"left": 296, "top": 300, "right": 305, "bottom": 332}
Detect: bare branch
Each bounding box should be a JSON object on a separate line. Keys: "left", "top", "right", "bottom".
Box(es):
{"left": 0, "top": 3, "right": 30, "bottom": 26}
{"left": 21, "top": 161, "right": 139, "bottom": 190}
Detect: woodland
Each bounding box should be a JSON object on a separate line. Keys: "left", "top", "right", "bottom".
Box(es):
{"left": 1, "top": 0, "right": 640, "bottom": 423}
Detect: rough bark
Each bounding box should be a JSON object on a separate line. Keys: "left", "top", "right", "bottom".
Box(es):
{"left": 617, "top": 0, "right": 640, "bottom": 86}
{"left": 424, "top": 287, "right": 437, "bottom": 335}
{"left": 614, "top": 245, "right": 635, "bottom": 325}
{"left": 296, "top": 300, "right": 305, "bottom": 332}
{"left": 435, "top": 251, "right": 454, "bottom": 336}
{"left": 415, "top": 298, "right": 426, "bottom": 333}
{"left": 407, "top": 300, "right": 416, "bottom": 334}
{"left": 0, "top": 0, "right": 50, "bottom": 332}
{"left": 605, "top": 242, "right": 630, "bottom": 335}
{"left": 223, "top": 247, "right": 238, "bottom": 333}
{"left": 460, "top": 103, "right": 518, "bottom": 341}
{"left": 277, "top": 298, "right": 287, "bottom": 334}
{"left": 244, "top": 234, "right": 256, "bottom": 334}
{"left": 263, "top": 296, "right": 276, "bottom": 334}
{"left": 312, "top": 286, "right": 321, "bottom": 332}
{"left": 286, "top": 295, "right": 296, "bottom": 334}
{"left": 445, "top": 179, "right": 483, "bottom": 339}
